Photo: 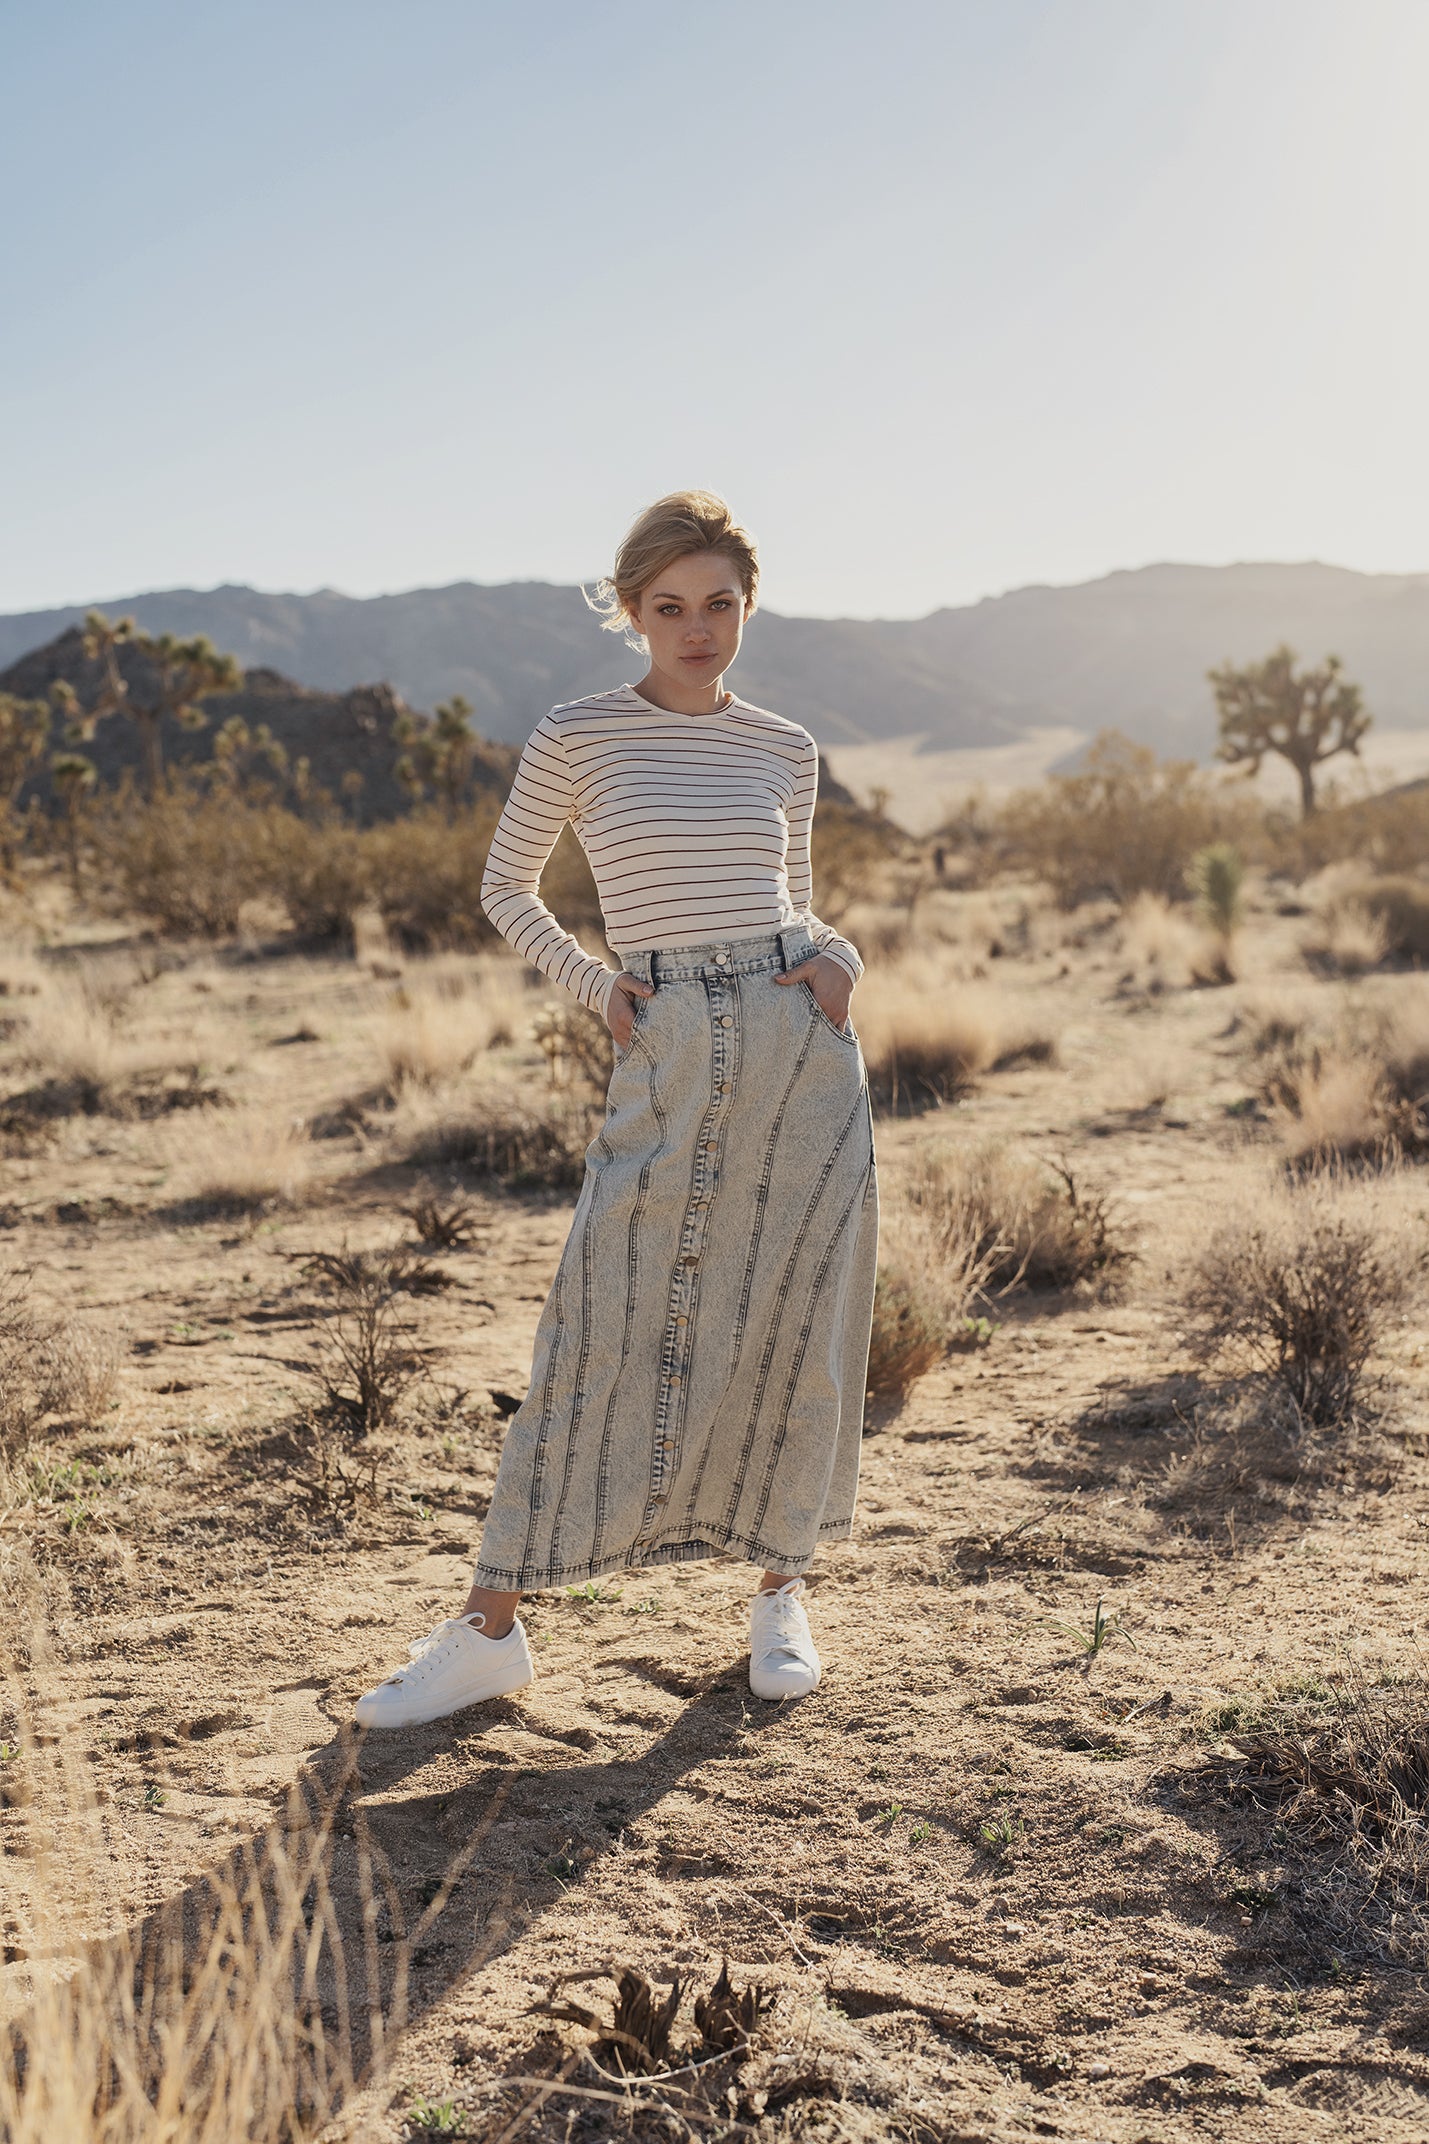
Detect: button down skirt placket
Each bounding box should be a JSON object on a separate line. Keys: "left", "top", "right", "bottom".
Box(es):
{"left": 470, "top": 924, "right": 879, "bottom": 1592}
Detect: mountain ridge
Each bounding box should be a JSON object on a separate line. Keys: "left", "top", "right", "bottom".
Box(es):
{"left": 2, "top": 560, "right": 1427, "bottom": 759}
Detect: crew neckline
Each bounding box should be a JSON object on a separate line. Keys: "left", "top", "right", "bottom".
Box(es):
{"left": 625, "top": 681, "right": 736, "bottom": 718}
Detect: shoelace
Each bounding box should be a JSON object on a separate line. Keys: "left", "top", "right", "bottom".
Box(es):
{"left": 754, "top": 1591, "right": 809, "bottom": 1660}
{"left": 387, "top": 1617, "right": 477, "bottom": 1685}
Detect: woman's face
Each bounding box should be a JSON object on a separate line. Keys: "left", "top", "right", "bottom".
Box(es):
{"left": 628, "top": 550, "right": 750, "bottom": 688}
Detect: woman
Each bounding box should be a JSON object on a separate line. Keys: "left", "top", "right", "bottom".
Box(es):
{"left": 354, "top": 491, "right": 879, "bottom": 1730}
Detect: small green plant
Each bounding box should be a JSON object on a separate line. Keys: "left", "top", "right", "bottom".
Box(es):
{"left": 908, "top": 1820, "right": 933, "bottom": 1847}
{"left": 1192, "top": 841, "right": 1245, "bottom": 938}
{"left": 143, "top": 1783, "right": 167, "bottom": 1810}
{"left": 979, "top": 1812, "right": 1023, "bottom": 1857}
{"left": 0, "top": 1741, "right": 18, "bottom": 1765}
{"left": 626, "top": 1597, "right": 661, "bottom": 1616}
{"left": 1037, "top": 1594, "right": 1138, "bottom": 1663}
{"left": 564, "top": 1580, "right": 623, "bottom": 1606}
{"left": 874, "top": 1801, "right": 905, "bottom": 1829}
{"left": 404, "top": 2098, "right": 469, "bottom": 2138}
{"left": 1230, "top": 1883, "right": 1281, "bottom": 1918}
{"left": 953, "top": 1314, "right": 998, "bottom": 1351}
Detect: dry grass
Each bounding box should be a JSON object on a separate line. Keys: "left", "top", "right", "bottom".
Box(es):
{"left": 1177, "top": 1662, "right": 1429, "bottom": 1969}
{"left": 866, "top": 1204, "right": 999, "bottom": 1412}
{"left": 902, "top": 1138, "right": 1130, "bottom": 1295}
{"left": 854, "top": 967, "right": 1056, "bottom": 1113}
{"left": 1251, "top": 980, "right": 1429, "bottom": 1164}
{"left": 1181, "top": 1174, "right": 1418, "bottom": 1425}
{"left": 161, "top": 1104, "right": 315, "bottom": 1212}
{"left": 10, "top": 982, "right": 212, "bottom": 1118}
{"left": 0, "top": 1271, "right": 121, "bottom": 1452}
{"left": 378, "top": 986, "right": 492, "bottom": 1091}
{"left": 1117, "top": 892, "right": 1201, "bottom": 992}
{"left": 398, "top": 1080, "right": 599, "bottom": 1190}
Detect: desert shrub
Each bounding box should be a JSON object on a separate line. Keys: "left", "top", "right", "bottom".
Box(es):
{"left": 98, "top": 780, "right": 268, "bottom": 935}
{"left": 364, "top": 802, "right": 500, "bottom": 951}
{"left": 904, "top": 1140, "right": 1129, "bottom": 1295}
{"left": 532, "top": 1000, "right": 614, "bottom": 1087}
{"left": 0, "top": 1272, "right": 117, "bottom": 1451}
{"left": 866, "top": 1202, "right": 998, "bottom": 1414}
{"left": 997, "top": 732, "right": 1243, "bottom": 908}
{"left": 295, "top": 1245, "right": 433, "bottom": 1435}
{"left": 1349, "top": 875, "right": 1429, "bottom": 963}
{"left": 1178, "top": 1661, "right": 1429, "bottom": 1968}
{"left": 401, "top": 1083, "right": 599, "bottom": 1189}
{"left": 263, "top": 812, "right": 370, "bottom": 945}
{"left": 865, "top": 1264, "right": 946, "bottom": 1410}
{"left": 1116, "top": 892, "right": 1200, "bottom": 992}
{"left": 853, "top": 968, "right": 1056, "bottom": 1114}
{"left": 1253, "top": 984, "right": 1429, "bottom": 1164}
{"left": 1275, "top": 784, "right": 1429, "bottom": 881}
{"left": 1301, "top": 899, "right": 1390, "bottom": 977}
{"left": 1182, "top": 1183, "right": 1416, "bottom": 1424}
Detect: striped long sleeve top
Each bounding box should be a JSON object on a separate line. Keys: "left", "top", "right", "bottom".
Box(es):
{"left": 479, "top": 683, "right": 863, "bottom": 1020}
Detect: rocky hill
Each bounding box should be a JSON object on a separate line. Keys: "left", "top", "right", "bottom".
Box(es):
{"left": 0, "top": 629, "right": 518, "bottom": 822}
{"left": 3, "top": 561, "right": 1428, "bottom": 760}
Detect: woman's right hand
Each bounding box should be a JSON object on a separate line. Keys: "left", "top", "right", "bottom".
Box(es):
{"left": 605, "top": 972, "right": 656, "bottom": 1051}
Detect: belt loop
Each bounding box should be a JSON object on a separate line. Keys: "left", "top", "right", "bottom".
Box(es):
{"left": 622, "top": 948, "right": 654, "bottom": 985}
{"left": 778, "top": 922, "right": 813, "bottom": 971}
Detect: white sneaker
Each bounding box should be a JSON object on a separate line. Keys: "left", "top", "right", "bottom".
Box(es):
{"left": 748, "top": 1579, "right": 821, "bottom": 1700}
{"left": 353, "top": 1613, "right": 534, "bottom": 1730}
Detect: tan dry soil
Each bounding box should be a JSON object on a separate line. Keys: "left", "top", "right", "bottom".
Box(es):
{"left": 2, "top": 903, "right": 1429, "bottom": 2143}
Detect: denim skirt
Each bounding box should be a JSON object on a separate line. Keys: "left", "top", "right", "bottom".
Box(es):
{"left": 472, "top": 921, "right": 880, "bottom": 1591}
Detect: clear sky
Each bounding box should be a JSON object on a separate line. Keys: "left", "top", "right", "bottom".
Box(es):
{"left": 4, "top": 0, "right": 1427, "bottom": 619}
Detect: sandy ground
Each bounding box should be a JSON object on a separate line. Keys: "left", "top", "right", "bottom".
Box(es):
{"left": 2, "top": 891, "right": 1428, "bottom": 2142}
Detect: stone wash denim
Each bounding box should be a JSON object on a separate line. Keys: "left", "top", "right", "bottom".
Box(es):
{"left": 472, "top": 923, "right": 880, "bottom": 1590}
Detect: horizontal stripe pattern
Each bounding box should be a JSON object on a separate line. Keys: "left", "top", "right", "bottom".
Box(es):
{"left": 479, "top": 685, "right": 864, "bottom": 1015}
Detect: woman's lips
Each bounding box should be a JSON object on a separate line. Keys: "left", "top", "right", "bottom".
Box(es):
{"left": 681, "top": 652, "right": 717, "bottom": 663}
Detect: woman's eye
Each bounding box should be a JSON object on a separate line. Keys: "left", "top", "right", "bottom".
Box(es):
{"left": 710, "top": 600, "right": 730, "bottom": 611}
{"left": 658, "top": 604, "right": 681, "bottom": 616}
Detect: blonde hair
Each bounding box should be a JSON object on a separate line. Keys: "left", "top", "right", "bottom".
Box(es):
{"left": 584, "top": 489, "right": 759, "bottom": 650}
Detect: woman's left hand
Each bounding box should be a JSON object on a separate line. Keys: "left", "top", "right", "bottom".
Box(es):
{"left": 773, "top": 953, "right": 853, "bottom": 1033}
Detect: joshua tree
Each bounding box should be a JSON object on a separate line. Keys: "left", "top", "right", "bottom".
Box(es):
{"left": 0, "top": 692, "right": 51, "bottom": 873}
{"left": 394, "top": 695, "right": 477, "bottom": 815}
{"left": 80, "top": 610, "right": 242, "bottom": 796}
{"left": 51, "top": 752, "right": 97, "bottom": 896}
{"left": 1209, "top": 645, "right": 1370, "bottom": 819}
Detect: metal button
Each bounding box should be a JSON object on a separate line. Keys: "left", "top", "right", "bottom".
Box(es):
{"left": 675, "top": 1314, "right": 688, "bottom": 1325}
{"left": 668, "top": 1374, "right": 681, "bottom": 1387}
{"left": 715, "top": 951, "right": 730, "bottom": 966}
{"left": 719, "top": 1014, "right": 733, "bottom": 1028}
{"left": 660, "top": 1440, "right": 674, "bottom": 1452}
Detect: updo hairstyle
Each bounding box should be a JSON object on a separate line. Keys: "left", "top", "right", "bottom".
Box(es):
{"left": 584, "top": 489, "right": 759, "bottom": 651}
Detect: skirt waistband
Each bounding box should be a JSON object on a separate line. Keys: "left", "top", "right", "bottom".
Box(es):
{"left": 612, "top": 923, "right": 815, "bottom": 985}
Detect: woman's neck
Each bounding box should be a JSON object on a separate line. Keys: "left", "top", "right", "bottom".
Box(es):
{"left": 632, "top": 668, "right": 733, "bottom": 716}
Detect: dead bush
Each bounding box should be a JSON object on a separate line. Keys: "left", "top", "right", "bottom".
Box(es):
{"left": 532, "top": 1000, "right": 614, "bottom": 1087}
{"left": 0, "top": 1272, "right": 118, "bottom": 1450}
{"left": 294, "top": 1244, "right": 436, "bottom": 1435}
{"left": 1181, "top": 1182, "right": 1416, "bottom": 1425}
{"left": 1176, "top": 1662, "right": 1429, "bottom": 1969}
{"left": 364, "top": 802, "right": 503, "bottom": 952}
{"left": 904, "top": 1140, "right": 1130, "bottom": 1295}
{"left": 401, "top": 1083, "right": 599, "bottom": 1190}
{"left": 1253, "top": 984, "right": 1429, "bottom": 1164}
{"left": 401, "top": 1181, "right": 483, "bottom": 1248}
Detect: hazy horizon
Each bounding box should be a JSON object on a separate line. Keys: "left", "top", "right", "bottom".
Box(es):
{"left": 6, "top": 1, "right": 1428, "bottom": 619}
